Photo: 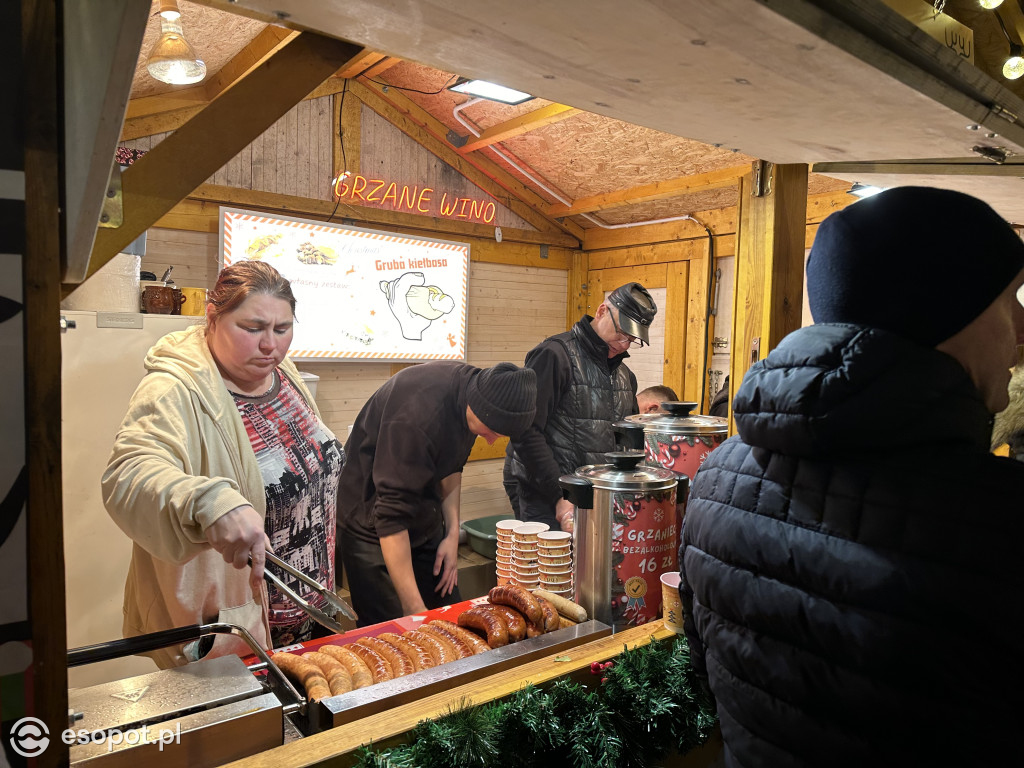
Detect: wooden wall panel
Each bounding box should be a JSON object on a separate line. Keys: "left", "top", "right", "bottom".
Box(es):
{"left": 142, "top": 227, "right": 219, "bottom": 290}
{"left": 360, "top": 106, "right": 535, "bottom": 232}
{"left": 119, "top": 95, "right": 337, "bottom": 202}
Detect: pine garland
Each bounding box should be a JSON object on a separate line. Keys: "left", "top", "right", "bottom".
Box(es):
{"left": 352, "top": 635, "right": 716, "bottom": 768}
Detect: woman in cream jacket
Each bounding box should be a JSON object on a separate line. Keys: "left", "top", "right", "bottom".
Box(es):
{"left": 103, "top": 262, "right": 343, "bottom": 668}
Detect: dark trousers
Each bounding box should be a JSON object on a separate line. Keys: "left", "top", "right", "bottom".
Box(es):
{"left": 341, "top": 532, "right": 462, "bottom": 627}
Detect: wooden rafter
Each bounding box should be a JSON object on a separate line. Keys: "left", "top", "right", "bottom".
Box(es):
{"left": 546, "top": 165, "right": 749, "bottom": 218}
{"left": 459, "top": 103, "right": 580, "bottom": 153}
{"left": 74, "top": 33, "right": 365, "bottom": 290}
{"left": 351, "top": 77, "right": 585, "bottom": 241}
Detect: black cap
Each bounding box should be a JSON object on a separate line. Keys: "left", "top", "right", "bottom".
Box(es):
{"left": 467, "top": 363, "right": 537, "bottom": 439}
{"left": 607, "top": 282, "right": 658, "bottom": 343}
{"left": 807, "top": 187, "right": 1024, "bottom": 346}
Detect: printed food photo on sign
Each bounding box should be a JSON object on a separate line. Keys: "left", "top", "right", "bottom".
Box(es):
{"left": 221, "top": 208, "right": 469, "bottom": 362}
{"left": 380, "top": 271, "right": 455, "bottom": 340}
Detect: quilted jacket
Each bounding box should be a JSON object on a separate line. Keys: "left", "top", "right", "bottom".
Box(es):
{"left": 679, "top": 323, "right": 1023, "bottom": 767}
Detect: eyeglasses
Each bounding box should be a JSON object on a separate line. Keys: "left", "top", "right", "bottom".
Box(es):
{"left": 609, "top": 307, "right": 646, "bottom": 348}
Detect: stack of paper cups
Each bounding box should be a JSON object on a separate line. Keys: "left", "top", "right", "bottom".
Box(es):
{"left": 537, "top": 530, "right": 573, "bottom": 596}
{"left": 494, "top": 519, "right": 519, "bottom": 585}
{"left": 511, "top": 522, "right": 548, "bottom": 589}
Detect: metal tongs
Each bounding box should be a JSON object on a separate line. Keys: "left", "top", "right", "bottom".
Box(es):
{"left": 250, "top": 551, "right": 356, "bottom": 634}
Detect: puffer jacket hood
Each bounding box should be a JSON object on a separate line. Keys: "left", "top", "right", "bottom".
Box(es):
{"left": 733, "top": 323, "right": 992, "bottom": 457}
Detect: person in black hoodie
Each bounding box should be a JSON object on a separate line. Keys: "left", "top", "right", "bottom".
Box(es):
{"left": 339, "top": 362, "right": 536, "bottom": 626}
{"left": 680, "top": 187, "right": 1024, "bottom": 767}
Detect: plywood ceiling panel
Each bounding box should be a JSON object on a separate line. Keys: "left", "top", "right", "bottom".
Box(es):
{"left": 204, "top": 0, "right": 1024, "bottom": 223}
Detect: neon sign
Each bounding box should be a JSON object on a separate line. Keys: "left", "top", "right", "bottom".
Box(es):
{"left": 331, "top": 173, "right": 497, "bottom": 225}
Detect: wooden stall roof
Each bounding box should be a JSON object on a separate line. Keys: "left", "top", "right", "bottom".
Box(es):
{"left": 102, "top": 0, "right": 1024, "bottom": 282}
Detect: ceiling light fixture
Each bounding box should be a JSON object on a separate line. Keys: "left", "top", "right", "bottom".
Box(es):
{"left": 448, "top": 78, "right": 534, "bottom": 105}
{"left": 992, "top": 8, "right": 1024, "bottom": 79}
{"left": 979, "top": 0, "right": 1005, "bottom": 9}
{"left": 146, "top": 0, "right": 207, "bottom": 86}
{"left": 849, "top": 182, "right": 884, "bottom": 198}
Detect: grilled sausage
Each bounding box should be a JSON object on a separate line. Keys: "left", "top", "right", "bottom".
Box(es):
{"left": 429, "top": 619, "right": 491, "bottom": 655}
{"left": 404, "top": 629, "right": 457, "bottom": 665}
{"left": 533, "top": 589, "right": 588, "bottom": 623}
{"left": 303, "top": 651, "right": 353, "bottom": 696}
{"left": 271, "top": 651, "right": 332, "bottom": 701}
{"left": 417, "top": 623, "right": 474, "bottom": 658}
{"left": 524, "top": 619, "right": 544, "bottom": 638}
{"left": 457, "top": 606, "right": 509, "bottom": 648}
{"left": 347, "top": 642, "right": 393, "bottom": 683}
{"left": 358, "top": 636, "right": 415, "bottom": 677}
{"left": 485, "top": 603, "right": 527, "bottom": 642}
{"left": 537, "top": 596, "right": 561, "bottom": 633}
{"left": 489, "top": 585, "right": 543, "bottom": 625}
{"left": 379, "top": 632, "right": 435, "bottom": 671}
{"left": 317, "top": 644, "right": 374, "bottom": 689}
{"left": 558, "top": 615, "right": 577, "bottom": 630}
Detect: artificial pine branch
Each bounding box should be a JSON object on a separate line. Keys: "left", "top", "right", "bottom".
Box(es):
{"left": 349, "top": 635, "right": 716, "bottom": 768}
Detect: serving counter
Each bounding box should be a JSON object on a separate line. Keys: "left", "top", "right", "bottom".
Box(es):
{"left": 230, "top": 622, "right": 680, "bottom": 768}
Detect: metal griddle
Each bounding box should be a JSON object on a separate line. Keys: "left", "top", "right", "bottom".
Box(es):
{"left": 66, "top": 623, "right": 303, "bottom": 768}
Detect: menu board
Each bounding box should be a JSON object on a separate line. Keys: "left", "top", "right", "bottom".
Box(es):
{"left": 220, "top": 208, "right": 470, "bottom": 361}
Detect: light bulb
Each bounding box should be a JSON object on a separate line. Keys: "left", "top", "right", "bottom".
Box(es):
{"left": 1004, "top": 53, "right": 1024, "bottom": 79}
{"left": 146, "top": 3, "right": 206, "bottom": 85}
{"left": 980, "top": 0, "right": 1004, "bottom": 9}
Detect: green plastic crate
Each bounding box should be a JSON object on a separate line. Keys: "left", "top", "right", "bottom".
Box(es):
{"left": 461, "top": 513, "right": 515, "bottom": 560}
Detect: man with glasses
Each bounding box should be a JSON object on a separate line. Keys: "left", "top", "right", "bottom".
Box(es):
{"left": 503, "top": 282, "right": 658, "bottom": 532}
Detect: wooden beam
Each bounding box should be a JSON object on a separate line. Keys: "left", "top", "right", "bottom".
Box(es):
{"left": 729, "top": 163, "right": 808, "bottom": 432}
{"left": 548, "top": 165, "right": 749, "bottom": 218}
{"left": 78, "top": 34, "right": 365, "bottom": 289}
{"left": 361, "top": 56, "right": 401, "bottom": 79}
{"left": 582, "top": 189, "right": 853, "bottom": 251}
{"left": 156, "top": 184, "right": 579, "bottom": 250}
{"left": 337, "top": 50, "right": 387, "bottom": 78}
{"left": 459, "top": 103, "right": 580, "bottom": 153}
{"left": 813, "top": 160, "right": 1024, "bottom": 176}
{"left": 567, "top": 249, "right": 589, "bottom": 331}
{"left": 24, "top": 0, "right": 69, "bottom": 763}
{"left": 350, "top": 78, "right": 584, "bottom": 243}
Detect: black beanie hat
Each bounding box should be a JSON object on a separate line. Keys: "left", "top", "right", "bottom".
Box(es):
{"left": 807, "top": 186, "right": 1024, "bottom": 346}
{"left": 467, "top": 363, "right": 537, "bottom": 439}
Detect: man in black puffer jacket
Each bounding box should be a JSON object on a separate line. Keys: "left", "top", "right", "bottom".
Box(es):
{"left": 680, "top": 187, "right": 1024, "bottom": 767}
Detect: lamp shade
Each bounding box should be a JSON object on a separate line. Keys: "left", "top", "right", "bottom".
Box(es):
{"left": 146, "top": 1, "right": 206, "bottom": 85}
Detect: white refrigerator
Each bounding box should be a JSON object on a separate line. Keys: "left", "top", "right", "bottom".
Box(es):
{"left": 61, "top": 310, "right": 198, "bottom": 688}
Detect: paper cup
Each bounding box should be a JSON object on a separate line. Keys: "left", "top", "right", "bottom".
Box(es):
{"left": 537, "top": 544, "right": 571, "bottom": 557}
{"left": 512, "top": 522, "right": 549, "bottom": 542}
{"left": 660, "top": 571, "right": 685, "bottom": 635}
{"left": 538, "top": 531, "right": 571, "bottom": 546}
{"left": 538, "top": 553, "right": 572, "bottom": 566}
{"left": 496, "top": 520, "right": 521, "bottom": 535}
